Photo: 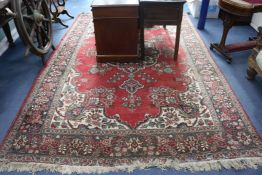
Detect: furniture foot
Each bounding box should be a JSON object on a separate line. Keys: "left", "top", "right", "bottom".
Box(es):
{"left": 210, "top": 43, "right": 232, "bottom": 63}
{"left": 54, "top": 18, "right": 68, "bottom": 28}
{"left": 249, "top": 36, "right": 257, "bottom": 41}
{"left": 8, "top": 42, "right": 15, "bottom": 48}
{"left": 2, "top": 23, "right": 15, "bottom": 48}
{"left": 61, "top": 10, "right": 74, "bottom": 19}
{"left": 41, "top": 55, "right": 46, "bottom": 66}
{"left": 246, "top": 67, "right": 257, "bottom": 80}
{"left": 52, "top": 44, "right": 56, "bottom": 50}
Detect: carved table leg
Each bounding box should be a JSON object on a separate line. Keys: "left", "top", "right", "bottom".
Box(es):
{"left": 210, "top": 13, "right": 234, "bottom": 63}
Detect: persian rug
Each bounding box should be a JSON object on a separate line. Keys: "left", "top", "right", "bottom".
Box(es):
{"left": 0, "top": 13, "right": 261, "bottom": 174}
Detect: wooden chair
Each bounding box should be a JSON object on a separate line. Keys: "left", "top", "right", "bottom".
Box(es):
{"left": 49, "top": 0, "right": 74, "bottom": 27}
{"left": 210, "top": 0, "right": 262, "bottom": 63}
{"left": 247, "top": 26, "right": 262, "bottom": 80}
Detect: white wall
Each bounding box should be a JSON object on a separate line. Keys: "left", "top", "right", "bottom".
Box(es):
{"left": 250, "top": 12, "right": 262, "bottom": 32}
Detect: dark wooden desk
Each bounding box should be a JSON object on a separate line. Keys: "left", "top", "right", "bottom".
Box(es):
{"left": 139, "top": 0, "right": 186, "bottom": 59}
{"left": 91, "top": 0, "right": 140, "bottom": 62}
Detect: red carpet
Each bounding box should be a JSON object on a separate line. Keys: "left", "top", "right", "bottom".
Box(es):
{"left": 0, "top": 13, "right": 261, "bottom": 174}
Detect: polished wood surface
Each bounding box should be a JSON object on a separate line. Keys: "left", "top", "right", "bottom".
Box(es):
{"left": 92, "top": 0, "right": 139, "bottom": 62}
{"left": 219, "top": 0, "right": 262, "bottom": 16}
{"left": 92, "top": 6, "right": 138, "bottom": 18}
{"left": 139, "top": 0, "right": 186, "bottom": 59}
{"left": 91, "top": 0, "right": 139, "bottom": 7}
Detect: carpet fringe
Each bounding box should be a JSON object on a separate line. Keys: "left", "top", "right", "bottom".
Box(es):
{"left": 0, "top": 157, "right": 262, "bottom": 174}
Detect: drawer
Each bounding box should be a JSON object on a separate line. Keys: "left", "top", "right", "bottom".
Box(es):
{"left": 92, "top": 6, "right": 139, "bottom": 18}
{"left": 143, "top": 5, "right": 182, "bottom": 20}
{"left": 93, "top": 18, "right": 139, "bottom": 55}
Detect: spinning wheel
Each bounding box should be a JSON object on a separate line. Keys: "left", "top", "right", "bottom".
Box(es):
{"left": 3, "top": 0, "right": 55, "bottom": 64}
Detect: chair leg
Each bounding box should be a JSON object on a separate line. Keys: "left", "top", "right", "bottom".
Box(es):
{"left": 54, "top": 17, "right": 68, "bottom": 28}
{"left": 61, "top": 9, "right": 74, "bottom": 19}
{"left": 2, "top": 23, "right": 15, "bottom": 47}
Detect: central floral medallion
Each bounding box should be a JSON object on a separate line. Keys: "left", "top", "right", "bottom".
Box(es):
{"left": 47, "top": 33, "right": 216, "bottom": 130}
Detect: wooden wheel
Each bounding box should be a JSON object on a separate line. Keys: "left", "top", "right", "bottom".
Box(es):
{"left": 11, "top": 0, "right": 53, "bottom": 56}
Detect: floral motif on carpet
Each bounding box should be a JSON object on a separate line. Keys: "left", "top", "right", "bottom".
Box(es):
{"left": 0, "top": 14, "right": 261, "bottom": 173}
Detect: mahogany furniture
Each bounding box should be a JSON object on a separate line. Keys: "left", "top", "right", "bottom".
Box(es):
{"left": 210, "top": 0, "right": 262, "bottom": 63}
{"left": 0, "top": 0, "right": 14, "bottom": 47}
{"left": 91, "top": 0, "right": 140, "bottom": 62}
{"left": 247, "top": 26, "right": 262, "bottom": 80}
{"left": 139, "top": 0, "right": 186, "bottom": 60}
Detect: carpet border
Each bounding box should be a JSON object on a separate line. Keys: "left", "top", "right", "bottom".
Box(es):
{"left": 0, "top": 13, "right": 87, "bottom": 148}
{"left": 182, "top": 15, "right": 262, "bottom": 139}
{"left": 1, "top": 157, "right": 262, "bottom": 174}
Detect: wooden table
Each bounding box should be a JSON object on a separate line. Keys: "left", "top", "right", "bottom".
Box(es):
{"left": 91, "top": 0, "right": 140, "bottom": 62}
{"left": 139, "top": 0, "right": 186, "bottom": 60}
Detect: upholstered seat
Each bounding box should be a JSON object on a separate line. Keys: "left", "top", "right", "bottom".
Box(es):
{"left": 247, "top": 27, "right": 262, "bottom": 80}
{"left": 210, "top": 0, "right": 262, "bottom": 63}
{"left": 219, "top": 0, "right": 262, "bottom": 16}
{"left": 256, "top": 51, "right": 262, "bottom": 69}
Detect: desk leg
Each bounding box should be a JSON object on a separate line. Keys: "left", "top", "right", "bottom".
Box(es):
{"left": 174, "top": 23, "right": 181, "bottom": 59}
{"left": 140, "top": 22, "right": 145, "bottom": 59}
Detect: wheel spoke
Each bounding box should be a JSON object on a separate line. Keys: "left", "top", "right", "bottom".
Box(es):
{"left": 29, "top": 24, "right": 37, "bottom": 42}
{"left": 28, "top": 0, "right": 36, "bottom": 9}
{"left": 23, "top": 0, "right": 34, "bottom": 13}
{"left": 36, "top": 26, "right": 44, "bottom": 48}
{"left": 43, "top": 18, "right": 51, "bottom": 22}
{"left": 37, "top": 0, "right": 44, "bottom": 10}
{"left": 40, "top": 26, "right": 50, "bottom": 42}
{"left": 23, "top": 15, "right": 33, "bottom": 20}
{"left": 17, "top": 0, "right": 52, "bottom": 54}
